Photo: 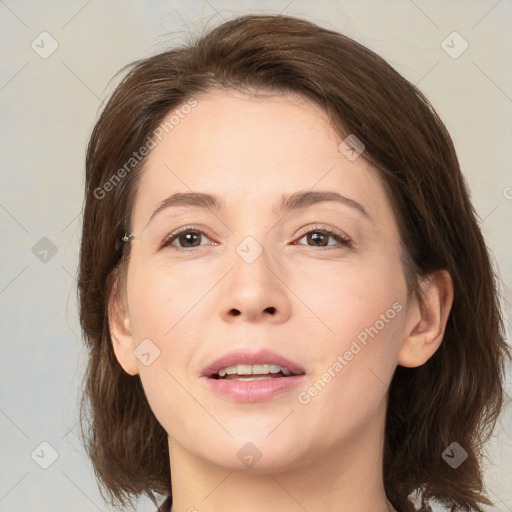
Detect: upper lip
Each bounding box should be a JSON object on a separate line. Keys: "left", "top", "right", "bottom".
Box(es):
{"left": 202, "top": 349, "right": 305, "bottom": 377}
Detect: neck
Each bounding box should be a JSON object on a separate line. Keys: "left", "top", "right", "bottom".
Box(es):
{"left": 167, "top": 400, "right": 395, "bottom": 512}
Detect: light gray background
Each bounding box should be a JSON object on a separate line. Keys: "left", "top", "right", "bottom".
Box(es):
{"left": 0, "top": 1, "right": 511, "bottom": 511}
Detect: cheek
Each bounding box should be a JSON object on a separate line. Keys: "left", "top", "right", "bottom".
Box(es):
{"left": 126, "top": 255, "right": 207, "bottom": 340}
{"left": 125, "top": 258, "right": 200, "bottom": 410}
{"left": 292, "top": 251, "right": 407, "bottom": 347}
{"left": 294, "top": 276, "right": 405, "bottom": 446}
{"left": 291, "top": 251, "right": 407, "bottom": 414}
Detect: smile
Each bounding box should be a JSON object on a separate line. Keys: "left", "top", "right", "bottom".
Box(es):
{"left": 213, "top": 363, "right": 295, "bottom": 380}
{"left": 202, "top": 349, "right": 306, "bottom": 402}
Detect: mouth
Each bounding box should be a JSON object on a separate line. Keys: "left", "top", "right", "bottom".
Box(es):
{"left": 202, "top": 349, "right": 306, "bottom": 402}
{"left": 209, "top": 363, "right": 298, "bottom": 381}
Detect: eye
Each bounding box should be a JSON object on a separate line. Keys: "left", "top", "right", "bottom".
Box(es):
{"left": 160, "top": 225, "right": 351, "bottom": 251}
{"left": 161, "top": 226, "right": 218, "bottom": 250}
{"left": 293, "top": 226, "right": 352, "bottom": 249}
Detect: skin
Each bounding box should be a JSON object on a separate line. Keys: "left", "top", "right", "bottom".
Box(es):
{"left": 109, "top": 90, "right": 453, "bottom": 512}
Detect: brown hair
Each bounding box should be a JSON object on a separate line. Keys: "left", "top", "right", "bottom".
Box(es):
{"left": 78, "top": 13, "right": 510, "bottom": 512}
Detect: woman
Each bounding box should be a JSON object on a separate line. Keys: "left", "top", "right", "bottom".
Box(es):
{"left": 78, "top": 13, "right": 510, "bottom": 512}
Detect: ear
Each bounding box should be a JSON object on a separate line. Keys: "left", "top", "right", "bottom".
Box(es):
{"left": 398, "top": 269, "right": 454, "bottom": 368}
{"left": 108, "top": 267, "right": 139, "bottom": 376}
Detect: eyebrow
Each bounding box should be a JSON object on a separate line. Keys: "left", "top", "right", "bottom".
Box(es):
{"left": 145, "top": 190, "right": 373, "bottom": 227}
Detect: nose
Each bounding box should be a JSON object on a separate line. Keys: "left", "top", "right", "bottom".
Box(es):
{"left": 217, "top": 242, "right": 292, "bottom": 324}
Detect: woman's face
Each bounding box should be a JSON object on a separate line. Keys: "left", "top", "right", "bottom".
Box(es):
{"left": 117, "top": 90, "right": 414, "bottom": 471}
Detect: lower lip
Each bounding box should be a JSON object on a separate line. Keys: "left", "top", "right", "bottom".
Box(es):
{"left": 203, "top": 375, "right": 306, "bottom": 402}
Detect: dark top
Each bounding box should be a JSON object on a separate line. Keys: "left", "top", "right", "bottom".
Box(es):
{"left": 156, "top": 495, "right": 172, "bottom": 512}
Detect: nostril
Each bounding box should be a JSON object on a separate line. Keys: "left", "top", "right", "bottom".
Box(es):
{"left": 265, "top": 307, "right": 276, "bottom": 314}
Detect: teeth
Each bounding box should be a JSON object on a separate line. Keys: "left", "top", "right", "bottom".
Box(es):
{"left": 217, "top": 363, "right": 292, "bottom": 378}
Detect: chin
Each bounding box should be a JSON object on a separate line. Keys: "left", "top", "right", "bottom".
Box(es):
{"left": 193, "top": 432, "right": 311, "bottom": 473}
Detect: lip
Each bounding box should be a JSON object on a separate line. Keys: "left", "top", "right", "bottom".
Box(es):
{"left": 201, "top": 348, "right": 306, "bottom": 403}
{"left": 201, "top": 348, "right": 305, "bottom": 377}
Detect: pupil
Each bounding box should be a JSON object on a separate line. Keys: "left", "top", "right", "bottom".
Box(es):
{"left": 180, "top": 232, "right": 200, "bottom": 247}
{"left": 309, "top": 232, "right": 327, "bottom": 246}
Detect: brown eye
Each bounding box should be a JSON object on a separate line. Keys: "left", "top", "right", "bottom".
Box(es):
{"left": 175, "top": 231, "right": 203, "bottom": 247}
{"left": 162, "top": 228, "right": 215, "bottom": 250}
{"left": 295, "top": 228, "right": 351, "bottom": 248}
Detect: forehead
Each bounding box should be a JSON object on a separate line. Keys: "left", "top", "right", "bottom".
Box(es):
{"left": 147, "top": 90, "right": 337, "bottom": 172}
{"left": 129, "top": 90, "right": 394, "bottom": 233}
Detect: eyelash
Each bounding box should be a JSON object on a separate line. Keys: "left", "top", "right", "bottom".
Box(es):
{"left": 161, "top": 225, "right": 352, "bottom": 251}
